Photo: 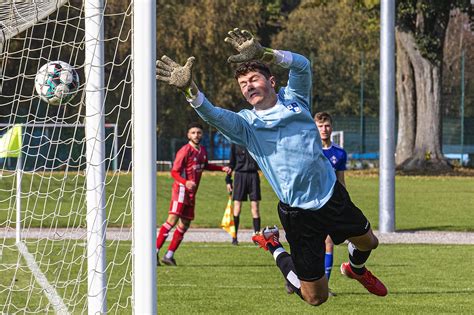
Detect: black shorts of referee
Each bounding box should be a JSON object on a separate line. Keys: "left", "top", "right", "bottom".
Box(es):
{"left": 232, "top": 172, "right": 261, "bottom": 202}
{"left": 278, "top": 180, "right": 371, "bottom": 281}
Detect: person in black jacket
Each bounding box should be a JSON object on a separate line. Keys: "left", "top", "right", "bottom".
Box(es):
{"left": 225, "top": 143, "right": 261, "bottom": 245}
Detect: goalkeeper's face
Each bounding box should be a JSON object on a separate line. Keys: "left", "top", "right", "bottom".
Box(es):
{"left": 237, "top": 71, "right": 277, "bottom": 110}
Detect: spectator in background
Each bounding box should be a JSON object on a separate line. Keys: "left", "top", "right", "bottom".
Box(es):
{"left": 156, "top": 122, "right": 231, "bottom": 266}
{"left": 225, "top": 143, "right": 262, "bottom": 245}
{"left": 314, "top": 111, "right": 348, "bottom": 296}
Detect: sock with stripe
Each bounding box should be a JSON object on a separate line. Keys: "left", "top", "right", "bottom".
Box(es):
{"left": 156, "top": 221, "right": 173, "bottom": 251}
{"left": 348, "top": 242, "right": 371, "bottom": 275}
{"left": 269, "top": 245, "right": 303, "bottom": 300}
{"left": 168, "top": 225, "right": 188, "bottom": 253}
{"left": 324, "top": 252, "right": 333, "bottom": 280}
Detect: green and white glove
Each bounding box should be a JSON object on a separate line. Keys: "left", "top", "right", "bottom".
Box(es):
{"left": 156, "top": 55, "right": 197, "bottom": 98}
{"left": 224, "top": 28, "right": 276, "bottom": 63}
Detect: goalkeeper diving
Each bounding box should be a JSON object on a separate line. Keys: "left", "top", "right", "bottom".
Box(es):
{"left": 156, "top": 27, "right": 388, "bottom": 306}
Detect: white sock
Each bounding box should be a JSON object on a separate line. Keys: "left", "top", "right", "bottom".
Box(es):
{"left": 165, "top": 250, "right": 174, "bottom": 259}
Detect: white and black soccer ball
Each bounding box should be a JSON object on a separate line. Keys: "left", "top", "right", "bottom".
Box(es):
{"left": 35, "top": 61, "right": 80, "bottom": 105}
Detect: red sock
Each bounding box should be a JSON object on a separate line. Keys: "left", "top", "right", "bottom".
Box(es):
{"left": 156, "top": 221, "right": 173, "bottom": 249}
{"left": 168, "top": 226, "right": 187, "bottom": 252}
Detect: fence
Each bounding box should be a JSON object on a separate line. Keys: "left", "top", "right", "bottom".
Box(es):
{"left": 156, "top": 116, "right": 474, "bottom": 164}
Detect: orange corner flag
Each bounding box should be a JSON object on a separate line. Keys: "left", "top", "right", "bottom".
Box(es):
{"left": 220, "top": 195, "right": 236, "bottom": 238}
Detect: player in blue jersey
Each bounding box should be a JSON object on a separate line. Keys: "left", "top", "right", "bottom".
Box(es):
{"left": 315, "top": 112, "right": 347, "bottom": 186}
{"left": 314, "top": 111, "right": 348, "bottom": 296}
{"left": 156, "top": 28, "right": 387, "bottom": 306}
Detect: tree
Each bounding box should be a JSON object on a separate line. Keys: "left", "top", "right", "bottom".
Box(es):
{"left": 156, "top": 0, "right": 291, "bottom": 140}
{"left": 155, "top": 0, "right": 265, "bottom": 159}
{"left": 271, "top": 0, "right": 380, "bottom": 116}
{"left": 442, "top": 8, "right": 474, "bottom": 118}
{"left": 395, "top": 0, "right": 471, "bottom": 170}
{"left": 156, "top": 0, "right": 300, "bottom": 159}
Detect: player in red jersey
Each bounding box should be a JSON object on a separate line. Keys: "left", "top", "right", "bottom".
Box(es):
{"left": 156, "top": 122, "right": 231, "bottom": 266}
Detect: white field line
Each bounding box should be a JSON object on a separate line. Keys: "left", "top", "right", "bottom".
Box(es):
{"left": 16, "top": 242, "right": 69, "bottom": 315}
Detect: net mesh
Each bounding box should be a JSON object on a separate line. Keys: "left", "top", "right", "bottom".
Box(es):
{"left": 0, "top": 1, "right": 133, "bottom": 313}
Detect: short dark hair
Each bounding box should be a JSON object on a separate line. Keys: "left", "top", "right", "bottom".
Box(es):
{"left": 234, "top": 61, "right": 272, "bottom": 80}
{"left": 187, "top": 122, "right": 203, "bottom": 132}
{"left": 314, "top": 112, "right": 333, "bottom": 125}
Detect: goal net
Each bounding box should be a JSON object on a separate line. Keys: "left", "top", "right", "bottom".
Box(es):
{"left": 0, "top": 1, "right": 155, "bottom": 313}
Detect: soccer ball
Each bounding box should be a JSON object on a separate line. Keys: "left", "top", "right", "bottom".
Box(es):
{"left": 35, "top": 61, "right": 80, "bottom": 105}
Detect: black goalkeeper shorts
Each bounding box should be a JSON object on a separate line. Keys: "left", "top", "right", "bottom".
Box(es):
{"left": 278, "top": 180, "right": 371, "bottom": 281}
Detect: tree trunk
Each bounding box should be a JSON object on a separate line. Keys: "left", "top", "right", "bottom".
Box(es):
{"left": 395, "top": 30, "right": 451, "bottom": 171}
{"left": 395, "top": 30, "right": 416, "bottom": 166}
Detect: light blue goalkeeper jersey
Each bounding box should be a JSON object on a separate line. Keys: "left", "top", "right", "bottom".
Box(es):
{"left": 188, "top": 51, "right": 336, "bottom": 210}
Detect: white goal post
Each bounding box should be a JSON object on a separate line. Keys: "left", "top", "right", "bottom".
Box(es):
{"left": 331, "top": 130, "right": 344, "bottom": 148}
{"left": 0, "top": 1, "right": 156, "bottom": 314}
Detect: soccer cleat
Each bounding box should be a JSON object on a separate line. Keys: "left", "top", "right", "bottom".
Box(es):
{"left": 251, "top": 225, "right": 280, "bottom": 251}
{"left": 232, "top": 237, "right": 239, "bottom": 246}
{"left": 161, "top": 256, "right": 177, "bottom": 266}
{"left": 340, "top": 262, "right": 387, "bottom": 296}
{"left": 156, "top": 253, "right": 161, "bottom": 266}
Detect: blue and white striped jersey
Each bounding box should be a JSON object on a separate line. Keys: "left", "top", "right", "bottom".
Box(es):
{"left": 188, "top": 51, "right": 336, "bottom": 210}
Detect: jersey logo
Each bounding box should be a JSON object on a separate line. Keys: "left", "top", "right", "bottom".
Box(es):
{"left": 285, "top": 102, "right": 301, "bottom": 113}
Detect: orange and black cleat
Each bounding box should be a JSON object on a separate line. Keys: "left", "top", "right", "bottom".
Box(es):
{"left": 340, "top": 262, "right": 388, "bottom": 296}
{"left": 251, "top": 225, "right": 281, "bottom": 251}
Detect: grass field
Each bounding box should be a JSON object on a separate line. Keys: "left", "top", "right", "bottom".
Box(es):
{"left": 157, "top": 242, "right": 474, "bottom": 314}
{"left": 167, "top": 172, "right": 474, "bottom": 232}
{"left": 0, "top": 171, "right": 472, "bottom": 231}
{"left": 1, "top": 240, "right": 473, "bottom": 314}
{"left": 1, "top": 171, "right": 473, "bottom": 313}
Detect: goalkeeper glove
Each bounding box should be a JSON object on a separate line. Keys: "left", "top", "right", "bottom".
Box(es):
{"left": 224, "top": 28, "right": 281, "bottom": 63}
{"left": 156, "top": 55, "right": 197, "bottom": 98}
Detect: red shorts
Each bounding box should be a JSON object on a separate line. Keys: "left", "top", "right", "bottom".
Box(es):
{"left": 168, "top": 200, "right": 195, "bottom": 220}
{"left": 169, "top": 183, "right": 196, "bottom": 220}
